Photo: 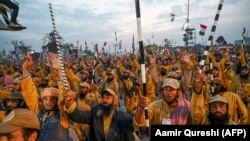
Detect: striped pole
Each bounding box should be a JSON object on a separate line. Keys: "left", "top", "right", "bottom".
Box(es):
{"left": 135, "top": 0, "right": 149, "bottom": 136}
{"left": 48, "top": 3, "right": 69, "bottom": 91}
{"left": 132, "top": 34, "right": 135, "bottom": 53}
{"left": 199, "top": 0, "right": 224, "bottom": 96}
{"left": 92, "top": 46, "right": 98, "bottom": 84}
{"left": 115, "top": 32, "right": 117, "bottom": 55}
{"left": 241, "top": 27, "right": 248, "bottom": 64}
{"left": 242, "top": 27, "right": 246, "bottom": 48}
{"left": 92, "top": 61, "right": 96, "bottom": 84}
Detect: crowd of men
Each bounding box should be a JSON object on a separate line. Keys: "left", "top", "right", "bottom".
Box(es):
{"left": 0, "top": 46, "right": 250, "bottom": 141}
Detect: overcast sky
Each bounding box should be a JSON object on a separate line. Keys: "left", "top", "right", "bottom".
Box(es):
{"left": 0, "top": 0, "right": 250, "bottom": 53}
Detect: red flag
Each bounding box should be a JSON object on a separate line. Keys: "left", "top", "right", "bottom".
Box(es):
{"left": 163, "top": 48, "right": 169, "bottom": 55}
{"left": 199, "top": 24, "right": 207, "bottom": 36}
{"left": 170, "top": 13, "right": 175, "bottom": 22}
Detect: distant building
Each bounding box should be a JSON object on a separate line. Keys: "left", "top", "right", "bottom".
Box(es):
{"left": 235, "top": 37, "right": 250, "bottom": 47}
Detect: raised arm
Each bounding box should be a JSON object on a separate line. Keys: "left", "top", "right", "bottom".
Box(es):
{"left": 21, "top": 55, "right": 41, "bottom": 115}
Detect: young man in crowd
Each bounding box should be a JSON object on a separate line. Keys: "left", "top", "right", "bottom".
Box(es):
{"left": 0, "top": 108, "right": 40, "bottom": 141}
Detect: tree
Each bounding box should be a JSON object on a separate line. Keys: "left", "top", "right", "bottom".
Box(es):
{"left": 41, "top": 32, "right": 86, "bottom": 58}
{"left": 45, "top": 31, "right": 63, "bottom": 53}
{"left": 11, "top": 40, "right": 32, "bottom": 55}
{"left": 41, "top": 31, "right": 96, "bottom": 59}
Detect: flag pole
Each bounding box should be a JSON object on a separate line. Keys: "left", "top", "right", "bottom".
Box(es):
{"left": 92, "top": 44, "right": 99, "bottom": 84}
{"left": 132, "top": 34, "right": 135, "bottom": 53}
{"left": 199, "top": 0, "right": 224, "bottom": 96}
{"left": 186, "top": 0, "right": 190, "bottom": 52}
{"left": 115, "top": 32, "right": 117, "bottom": 55}
{"left": 241, "top": 27, "right": 247, "bottom": 64}
{"left": 242, "top": 27, "right": 246, "bottom": 49}
{"left": 202, "top": 36, "right": 204, "bottom": 47}
{"left": 48, "top": 2, "right": 69, "bottom": 94}
{"left": 134, "top": 0, "right": 149, "bottom": 136}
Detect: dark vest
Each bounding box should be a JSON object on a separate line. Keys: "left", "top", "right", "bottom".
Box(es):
{"left": 38, "top": 108, "right": 72, "bottom": 141}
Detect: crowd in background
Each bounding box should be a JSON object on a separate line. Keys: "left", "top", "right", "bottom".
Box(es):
{"left": 0, "top": 45, "right": 250, "bottom": 141}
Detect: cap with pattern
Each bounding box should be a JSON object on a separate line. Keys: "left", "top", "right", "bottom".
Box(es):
{"left": 79, "top": 82, "right": 90, "bottom": 89}
{"left": 162, "top": 78, "right": 180, "bottom": 89}
{"left": 101, "top": 88, "right": 116, "bottom": 97}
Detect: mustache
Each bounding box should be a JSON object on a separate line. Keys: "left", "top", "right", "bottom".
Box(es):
{"left": 7, "top": 105, "right": 15, "bottom": 109}
{"left": 97, "top": 104, "right": 114, "bottom": 117}
{"left": 214, "top": 112, "right": 223, "bottom": 115}
{"left": 102, "top": 102, "right": 109, "bottom": 105}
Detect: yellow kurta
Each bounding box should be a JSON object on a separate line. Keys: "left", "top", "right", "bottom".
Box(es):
{"left": 190, "top": 88, "right": 209, "bottom": 125}
{"left": 134, "top": 99, "right": 174, "bottom": 127}
{"left": 221, "top": 91, "right": 248, "bottom": 124}
{"left": 122, "top": 78, "right": 137, "bottom": 114}
{"left": 103, "top": 112, "right": 114, "bottom": 135}
{"left": 21, "top": 75, "right": 41, "bottom": 115}
{"left": 134, "top": 99, "right": 178, "bottom": 127}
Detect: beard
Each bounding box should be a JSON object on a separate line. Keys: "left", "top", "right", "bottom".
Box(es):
{"left": 214, "top": 87, "right": 222, "bottom": 94}
{"left": 160, "top": 71, "right": 166, "bottom": 75}
{"left": 97, "top": 104, "right": 114, "bottom": 117}
{"left": 215, "top": 58, "right": 221, "bottom": 62}
{"left": 240, "top": 73, "right": 249, "bottom": 78}
{"left": 123, "top": 75, "right": 129, "bottom": 79}
{"left": 79, "top": 92, "right": 86, "bottom": 99}
{"left": 163, "top": 95, "right": 179, "bottom": 105}
{"left": 81, "top": 77, "right": 88, "bottom": 82}
{"left": 205, "top": 70, "right": 209, "bottom": 74}
{"left": 177, "top": 76, "right": 182, "bottom": 81}
{"left": 39, "top": 83, "right": 48, "bottom": 88}
{"left": 213, "top": 72, "right": 219, "bottom": 77}
{"left": 107, "top": 77, "right": 114, "bottom": 82}
{"left": 5, "top": 100, "right": 22, "bottom": 115}
{"left": 5, "top": 107, "right": 13, "bottom": 115}
{"left": 208, "top": 111, "right": 229, "bottom": 125}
